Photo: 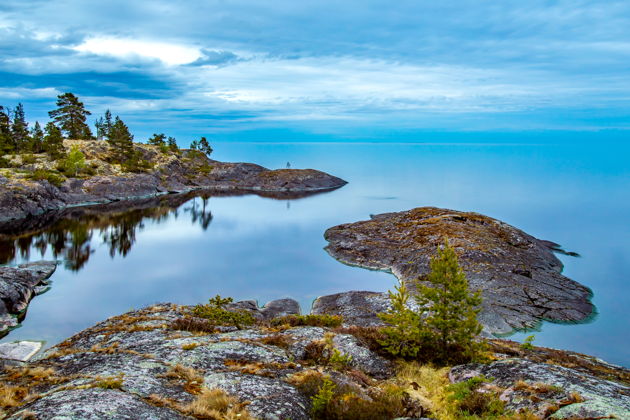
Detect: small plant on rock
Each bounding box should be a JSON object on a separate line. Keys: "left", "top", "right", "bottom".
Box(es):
{"left": 192, "top": 295, "right": 254, "bottom": 328}
{"left": 311, "top": 376, "right": 336, "bottom": 418}
{"left": 520, "top": 335, "right": 535, "bottom": 351}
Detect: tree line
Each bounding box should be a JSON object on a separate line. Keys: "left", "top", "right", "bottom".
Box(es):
{"left": 0, "top": 92, "right": 212, "bottom": 165}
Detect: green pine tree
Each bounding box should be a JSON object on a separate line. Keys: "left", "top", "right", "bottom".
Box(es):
{"left": 107, "top": 116, "right": 134, "bottom": 162}
{"left": 378, "top": 239, "right": 484, "bottom": 364}
{"left": 30, "top": 121, "right": 45, "bottom": 153}
{"left": 43, "top": 122, "right": 66, "bottom": 159}
{"left": 198, "top": 136, "right": 213, "bottom": 156}
{"left": 11, "top": 103, "right": 30, "bottom": 152}
{"left": 48, "top": 93, "right": 93, "bottom": 139}
{"left": 167, "top": 136, "right": 179, "bottom": 153}
{"left": 417, "top": 239, "right": 483, "bottom": 362}
{"left": 147, "top": 133, "right": 166, "bottom": 147}
{"left": 0, "top": 106, "right": 14, "bottom": 154}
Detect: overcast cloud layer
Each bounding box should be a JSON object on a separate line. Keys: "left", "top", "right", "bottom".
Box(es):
{"left": 1, "top": 0, "right": 629, "bottom": 141}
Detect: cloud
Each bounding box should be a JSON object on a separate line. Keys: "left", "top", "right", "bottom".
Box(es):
{"left": 0, "top": 0, "right": 629, "bottom": 138}
{"left": 73, "top": 37, "right": 202, "bottom": 66}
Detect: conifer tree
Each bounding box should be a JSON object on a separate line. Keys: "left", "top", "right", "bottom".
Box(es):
{"left": 0, "top": 106, "right": 13, "bottom": 154}
{"left": 104, "top": 110, "right": 113, "bottom": 139}
{"left": 107, "top": 116, "right": 134, "bottom": 162}
{"left": 198, "top": 136, "right": 213, "bottom": 156}
{"left": 48, "top": 93, "right": 92, "bottom": 139}
{"left": 30, "top": 121, "right": 45, "bottom": 153}
{"left": 11, "top": 103, "right": 29, "bottom": 152}
{"left": 378, "top": 239, "right": 483, "bottom": 364}
{"left": 167, "top": 136, "right": 179, "bottom": 153}
{"left": 43, "top": 122, "right": 66, "bottom": 159}
{"left": 147, "top": 133, "right": 166, "bottom": 147}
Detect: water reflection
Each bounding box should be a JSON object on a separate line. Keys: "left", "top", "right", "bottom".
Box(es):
{"left": 0, "top": 188, "right": 337, "bottom": 272}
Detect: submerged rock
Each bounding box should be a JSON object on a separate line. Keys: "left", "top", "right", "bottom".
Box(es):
{"left": 323, "top": 207, "right": 594, "bottom": 335}
{"left": 0, "top": 261, "right": 56, "bottom": 336}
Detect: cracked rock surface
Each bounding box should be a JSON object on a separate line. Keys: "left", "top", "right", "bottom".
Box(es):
{"left": 0, "top": 261, "right": 56, "bottom": 337}
{"left": 323, "top": 207, "right": 594, "bottom": 335}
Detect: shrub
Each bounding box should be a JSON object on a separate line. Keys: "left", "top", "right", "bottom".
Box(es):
{"left": 311, "top": 376, "right": 336, "bottom": 418}
{"left": 0, "top": 156, "right": 10, "bottom": 168}
{"left": 21, "top": 154, "right": 37, "bottom": 165}
{"left": 192, "top": 295, "right": 255, "bottom": 328}
{"left": 448, "top": 375, "right": 505, "bottom": 418}
{"left": 270, "top": 314, "right": 343, "bottom": 328}
{"left": 27, "top": 169, "right": 65, "bottom": 187}
{"left": 170, "top": 317, "right": 216, "bottom": 334}
{"left": 61, "top": 145, "right": 86, "bottom": 177}
{"left": 329, "top": 348, "right": 353, "bottom": 371}
{"left": 520, "top": 335, "right": 535, "bottom": 351}
{"left": 378, "top": 239, "right": 484, "bottom": 365}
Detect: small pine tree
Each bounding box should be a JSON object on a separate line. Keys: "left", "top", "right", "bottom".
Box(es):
{"left": 107, "top": 116, "right": 134, "bottom": 162}
{"left": 378, "top": 239, "right": 483, "bottom": 364}
{"left": 43, "top": 122, "right": 66, "bottom": 159}
{"left": 147, "top": 133, "right": 166, "bottom": 147}
{"left": 63, "top": 145, "right": 86, "bottom": 177}
{"left": 104, "top": 110, "right": 113, "bottom": 139}
{"left": 189, "top": 140, "right": 199, "bottom": 150}
{"left": 198, "top": 136, "right": 213, "bottom": 156}
{"left": 48, "top": 93, "right": 92, "bottom": 139}
{"left": 417, "top": 239, "right": 483, "bottom": 362}
{"left": 167, "top": 136, "right": 179, "bottom": 153}
{"left": 30, "top": 121, "right": 45, "bottom": 153}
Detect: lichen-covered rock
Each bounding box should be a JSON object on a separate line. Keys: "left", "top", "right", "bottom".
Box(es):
{"left": 226, "top": 297, "right": 301, "bottom": 321}
{"left": 0, "top": 261, "right": 56, "bottom": 337}
{"left": 5, "top": 303, "right": 391, "bottom": 420}
{"left": 324, "top": 207, "right": 594, "bottom": 335}
{"left": 449, "top": 358, "right": 630, "bottom": 419}
{"left": 312, "top": 290, "right": 391, "bottom": 327}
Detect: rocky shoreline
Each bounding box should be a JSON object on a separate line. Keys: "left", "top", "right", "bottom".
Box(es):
{"left": 0, "top": 142, "right": 347, "bottom": 222}
{"left": 0, "top": 301, "right": 626, "bottom": 420}
{"left": 323, "top": 207, "right": 594, "bottom": 335}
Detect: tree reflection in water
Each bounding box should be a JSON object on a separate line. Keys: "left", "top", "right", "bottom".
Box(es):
{"left": 0, "top": 193, "right": 214, "bottom": 271}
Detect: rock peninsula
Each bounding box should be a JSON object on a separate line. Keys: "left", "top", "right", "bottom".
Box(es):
{"left": 0, "top": 140, "right": 347, "bottom": 222}
{"left": 323, "top": 207, "right": 594, "bottom": 335}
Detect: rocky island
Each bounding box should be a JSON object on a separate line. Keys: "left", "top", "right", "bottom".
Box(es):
{"left": 322, "top": 207, "right": 594, "bottom": 335}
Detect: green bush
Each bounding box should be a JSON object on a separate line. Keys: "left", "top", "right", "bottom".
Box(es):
{"left": 21, "top": 154, "right": 37, "bottom": 165}
{"left": 0, "top": 157, "right": 10, "bottom": 168}
{"left": 311, "top": 376, "right": 336, "bottom": 418}
{"left": 520, "top": 335, "right": 535, "bottom": 351}
{"left": 192, "top": 295, "right": 254, "bottom": 328}
{"left": 448, "top": 376, "right": 505, "bottom": 418}
{"left": 27, "top": 169, "right": 65, "bottom": 187}
{"left": 270, "top": 314, "right": 343, "bottom": 328}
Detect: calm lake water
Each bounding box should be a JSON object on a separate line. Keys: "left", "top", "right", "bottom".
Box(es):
{"left": 1, "top": 141, "right": 629, "bottom": 366}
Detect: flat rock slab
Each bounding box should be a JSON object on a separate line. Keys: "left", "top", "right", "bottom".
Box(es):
{"left": 323, "top": 207, "right": 594, "bottom": 335}
{"left": 0, "top": 340, "right": 42, "bottom": 362}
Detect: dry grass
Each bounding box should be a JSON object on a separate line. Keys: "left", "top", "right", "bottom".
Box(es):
{"left": 171, "top": 317, "right": 217, "bottom": 334}
{"left": 393, "top": 362, "right": 454, "bottom": 420}
{"left": 0, "top": 383, "right": 29, "bottom": 409}
{"left": 94, "top": 374, "right": 124, "bottom": 389}
{"left": 182, "top": 388, "right": 253, "bottom": 420}
{"left": 258, "top": 334, "right": 293, "bottom": 349}
{"left": 182, "top": 342, "right": 200, "bottom": 351}
{"left": 286, "top": 369, "right": 326, "bottom": 397}
{"left": 160, "top": 364, "right": 204, "bottom": 394}
{"left": 224, "top": 359, "right": 296, "bottom": 377}
{"left": 513, "top": 380, "right": 562, "bottom": 395}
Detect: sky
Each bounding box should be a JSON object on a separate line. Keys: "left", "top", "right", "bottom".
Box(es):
{"left": 1, "top": 1, "right": 629, "bottom": 142}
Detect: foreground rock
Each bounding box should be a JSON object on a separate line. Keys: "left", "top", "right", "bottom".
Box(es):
{"left": 0, "top": 141, "right": 347, "bottom": 222}
{"left": 0, "top": 302, "right": 627, "bottom": 419}
{"left": 323, "top": 207, "right": 594, "bottom": 335}
{"left": 0, "top": 261, "right": 56, "bottom": 337}
{"left": 450, "top": 358, "right": 630, "bottom": 419}
{"left": 1, "top": 302, "right": 391, "bottom": 420}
